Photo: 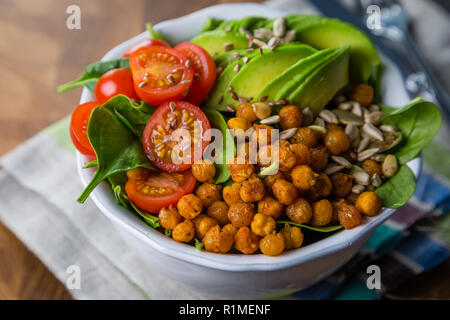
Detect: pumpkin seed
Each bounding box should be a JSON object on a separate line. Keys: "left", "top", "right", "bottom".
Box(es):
{"left": 357, "top": 147, "right": 380, "bottom": 161}
{"left": 333, "top": 109, "right": 364, "bottom": 125}
{"left": 319, "top": 110, "right": 339, "bottom": 124}
{"left": 260, "top": 115, "right": 280, "bottom": 125}
{"left": 302, "top": 107, "right": 314, "bottom": 126}
{"left": 279, "top": 128, "right": 298, "bottom": 140}
{"left": 324, "top": 164, "right": 344, "bottom": 175}
{"left": 362, "top": 123, "right": 384, "bottom": 141}
{"left": 373, "top": 154, "right": 387, "bottom": 162}
{"left": 382, "top": 154, "right": 398, "bottom": 178}
{"left": 352, "top": 171, "right": 371, "bottom": 185}
{"left": 331, "top": 155, "right": 352, "bottom": 169}
{"left": 369, "top": 131, "right": 402, "bottom": 152}
{"left": 314, "top": 117, "right": 326, "bottom": 127}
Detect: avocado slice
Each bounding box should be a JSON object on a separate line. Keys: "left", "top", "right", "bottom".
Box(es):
{"left": 288, "top": 45, "right": 350, "bottom": 115}
{"left": 191, "top": 30, "right": 248, "bottom": 55}
{"left": 214, "top": 49, "right": 250, "bottom": 70}
{"left": 222, "top": 45, "right": 317, "bottom": 108}
{"left": 255, "top": 47, "right": 340, "bottom": 103}
{"left": 288, "top": 16, "right": 380, "bottom": 84}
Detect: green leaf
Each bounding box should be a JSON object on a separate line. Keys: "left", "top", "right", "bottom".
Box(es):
{"left": 83, "top": 160, "right": 98, "bottom": 169}
{"left": 194, "top": 238, "right": 205, "bottom": 251}
{"left": 77, "top": 96, "right": 156, "bottom": 203}
{"left": 381, "top": 98, "right": 442, "bottom": 164}
{"left": 57, "top": 58, "right": 129, "bottom": 93}
{"left": 204, "top": 110, "right": 235, "bottom": 184}
{"left": 375, "top": 164, "right": 416, "bottom": 209}
{"left": 146, "top": 23, "right": 165, "bottom": 40}
{"left": 277, "top": 221, "right": 343, "bottom": 232}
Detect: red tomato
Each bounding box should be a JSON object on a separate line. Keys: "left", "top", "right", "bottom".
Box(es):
{"left": 129, "top": 46, "right": 194, "bottom": 105}
{"left": 174, "top": 42, "right": 216, "bottom": 105}
{"left": 123, "top": 38, "right": 170, "bottom": 57}
{"left": 125, "top": 169, "right": 196, "bottom": 213}
{"left": 94, "top": 68, "right": 138, "bottom": 104}
{"left": 70, "top": 102, "right": 100, "bottom": 157}
{"left": 142, "top": 101, "right": 211, "bottom": 172}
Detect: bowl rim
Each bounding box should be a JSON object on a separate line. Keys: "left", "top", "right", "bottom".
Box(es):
{"left": 77, "top": 2, "right": 422, "bottom": 272}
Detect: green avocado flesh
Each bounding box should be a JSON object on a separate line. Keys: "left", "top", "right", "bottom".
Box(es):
{"left": 255, "top": 47, "right": 339, "bottom": 103}
{"left": 214, "top": 49, "right": 249, "bottom": 69}
{"left": 222, "top": 45, "right": 317, "bottom": 108}
{"left": 191, "top": 30, "right": 248, "bottom": 54}
{"left": 288, "top": 45, "right": 350, "bottom": 115}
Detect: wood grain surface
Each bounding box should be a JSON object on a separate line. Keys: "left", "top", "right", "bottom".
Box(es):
{"left": 0, "top": 0, "right": 448, "bottom": 300}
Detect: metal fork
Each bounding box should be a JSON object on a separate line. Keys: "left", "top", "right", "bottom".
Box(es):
{"left": 358, "top": 0, "right": 450, "bottom": 118}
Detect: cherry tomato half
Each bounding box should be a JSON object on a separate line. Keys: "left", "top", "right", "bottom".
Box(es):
{"left": 129, "top": 46, "right": 194, "bottom": 105}
{"left": 70, "top": 102, "right": 100, "bottom": 157}
{"left": 123, "top": 38, "right": 170, "bottom": 57}
{"left": 174, "top": 42, "right": 216, "bottom": 105}
{"left": 94, "top": 68, "right": 138, "bottom": 104}
{"left": 142, "top": 100, "right": 211, "bottom": 172}
{"left": 125, "top": 168, "right": 196, "bottom": 213}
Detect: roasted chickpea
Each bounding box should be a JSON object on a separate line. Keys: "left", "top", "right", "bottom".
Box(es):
{"left": 263, "top": 172, "right": 286, "bottom": 190}
{"left": 259, "top": 233, "right": 285, "bottom": 256}
{"left": 346, "top": 192, "right": 359, "bottom": 205}
{"left": 311, "top": 199, "right": 333, "bottom": 227}
{"left": 355, "top": 191, "right": 382, "bottom": 216}
{"left": 234, "top": 226, "right": 260, "bottom": 254}
{"left": 324, "top": 129, "right": 350, "bottom": 155}
{"left": 207, "top": 201, "right": 230, "bottom": 226}
{"left": 191, "top": 159, "right": 216, "bottom": 182}
{"left": 158, "top": 205, "right": 182, "bottom": 230}
{"left": 291, "top": 165, "right": 318, "bottom": 191}
{"left": 331, "top": 172, "right": 353, "bottom": 198}
{"left": 236, "top": 102, "right": 258, "bottom": 123}
{"left": 362, "top": 159, "right": 382, "bottom": 178}
{"left": 309, "top": 146, "right": 329, "bottom": 172}
{"left": 240, "top": 174, "right": 265, "bottom": 202}
{"left": 289, "top": 143, "right": 310, "bottom": 166}
{"left": 222, "top": 223, "right": 238, "bottom": 238}
{"left": 227, "top": 157, "right": 255, "bottom": 182}
{"left": 177, "top": 194, "right": 203, "bottom": 220}
{"left": 286, "top": 198, "right": 313, "bottom": 224}
{"left": 172, "top": 220, "right": 195, "bottom": 243}
{"left": 350, "top": 84, "right": 374, "bottom": 107}
{"left": 251, "top": 124, "right": 275, "bottom": 147}
{"left": 228, "top": 201, "right": 255, "bottom": 228}
{"left": 203, "top": 225, "right": 234, "bottom": 253}
{"left": 279, "top": 105, "right": 302, "bottom": 129}
{"left": 258, "top": 195, "right": 284, "bottom": 219}
{"left": 280, "top": 224, "right": 304, "bottom": 250}
{"left": 278, "top": 145, "right": 297, "bottom": 172}
{"left": 193, "top": 214, "right": 219, "bottom": 239}
{"left": 236, "top": 141, "right": 257, "bottom": 161}
{"left": 331, "top": 200, "right": 342, "bottom": 224}
{"left": 222, "top": 182, "right": 241, "bottom": 206}
{"left": 272, "top": 179, "right": 298, "bottom": 205}
{"left": 195, "top": 183, "right": 221, "bottom": 207}
{"left": 227, "top": 117, "right": 251, "bottom": 139}
{"left": 250, "top": 213, "right": 276, "bottom": 237}
{"left": 311, "top": 173, "right": 333, "bottom": 198}
{"left": 337, "top": 200, "right": 362, "bottom": 229}
{"left": 279, "top": 139, "right": 290, "bottom": 147}
{"left": 290, "top": 127, "right": 318, "bottom": 148}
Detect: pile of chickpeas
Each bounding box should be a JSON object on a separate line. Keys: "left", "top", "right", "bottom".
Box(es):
{"left": 156, "top": 84, "right": 386, "bottom": 256}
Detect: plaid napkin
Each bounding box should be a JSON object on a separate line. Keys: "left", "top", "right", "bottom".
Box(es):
{"left": 0, "top": 0, "right": 448, "bottom": 300}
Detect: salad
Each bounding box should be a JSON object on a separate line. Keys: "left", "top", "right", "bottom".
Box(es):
{"left": 58, "top": 15, "right": 441, "bottom": 256}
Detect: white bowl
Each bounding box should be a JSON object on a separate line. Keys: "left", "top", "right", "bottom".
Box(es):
{"left": 77, "top": 3, "right": 421, "bottom": 298}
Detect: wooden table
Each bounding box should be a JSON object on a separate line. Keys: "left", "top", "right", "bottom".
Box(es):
{"left": 0, "top": 0, "right": 448, "bottom": 300}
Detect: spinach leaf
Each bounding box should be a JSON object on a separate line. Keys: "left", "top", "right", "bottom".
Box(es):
{"left": 204, "top": 110, "right": 235, "bottom": 184}
{"left": 77, "top": 97, "right": 155, "bottom": 203}
{"left": 277, "top": 221, "right": 344, "bottom": 232}
{"left": 375, "top": 164, "right": 416, "bottom": 209}
{"left": 57, "top": 58, "right": 129, "bottom": 93}
{"left": 194, "top": 238, "right": 205, "bottom": 251}
{"left": 381, "top": 98, "right": 441, "bottom": 164}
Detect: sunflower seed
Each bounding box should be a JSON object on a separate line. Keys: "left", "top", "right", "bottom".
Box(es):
{"left": 232, "top": 52, "right": 242, "bottom": 59}
{"left": 369, "top": 104, "right": 380, "bottom": 112}
{"left": 302, "top": 107, "right": 314, "bottom": 126}
{"left": 273, "top": 17, "right": 286, "bottom": 37}
{"left": 352, "top": 171, "right": 371, "bottom": 185}
{"left": 345, "top": 124, "right": 359, "bottom": 142}
{"left": 231, "top": 91, "right": 239, "bottom": 101}
{"left": 267, "top": 37, "right": 280, "bottom": 50}
{"left": 351, "top": 135, "right": 361, "bottom": 149}
{"left": 351, "top": 165, "right": 365, "bottom": 174}
{"left": 334, "top": 95, "right": 347, "bottom": 104}
{"left": 243, "top": 56, "right": 249, "bottom": 64}
{"left": 283, "top": 30, "right": 296, "bottom": 43}
{"left": 362, "top": 123, "right": 384, "bottom": 141}
{"left": 223, "top": 42, "right": 234, "bottom": 51}
{"left": 371, "top": 173, "right": 382, "bottom": 187}
{"left": 365, "top": 111, "right": 384, "bottom": 125}
{"left": 254, "top": 28, "right": 273, "bottom": 40}
{"left": 331, "top": 155, "right": 352, "bottom": 169}
{"left": 352, "top": 102, "right": 363, "bottom": 117}
{"left": 338, "top": 102, "right": 352, "bottom": 110}
{"left": 314, "top": 117, "right": 326, "bottom": 127}
{"left": 260, "top": 115, "right": 280, "bottom": 125}
{"left": 226, "top": 105, "right": 235, "bottom": 112}
{"left": 252, "top": 102, "right": 271, "bottom": 120}
{"left": 280, "top": 128, "right": 298, "bottom": 140}
{"left": 233, "top": 64, "right": 240, "bottom": 72}
{"left": 308, "top": 125, "right": 327, "bottom": 136}
{"left": 352, "top": 184, "right": 366, "bottom": 194}
{"left": 372, "top": 154, "right": 387, "bottom": 162}
{"left": 252, "top": 38, "right": 267, "bottom": 48}
{"left": 180, "top": 80, "right": 191, "bottom": 84}
{"left": 357, "top": 136, "right": 370, "bottom": 152}
{"left": 357, "top": 147, "right": 380, "bottom": 161}
{"left": 382, "top": 154, "right": 398, "bottom": 178}
{"left": 319, "top": 110, "right": 339, "bottom": 124}
{"left": 259, "top": 95, "right": 268, "bottom": 102}
{"left": 380, "top": 125, "right": 396, "bottom": 133}
{"left": 324, "top": 164, "right": 344, "bottom": 175}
